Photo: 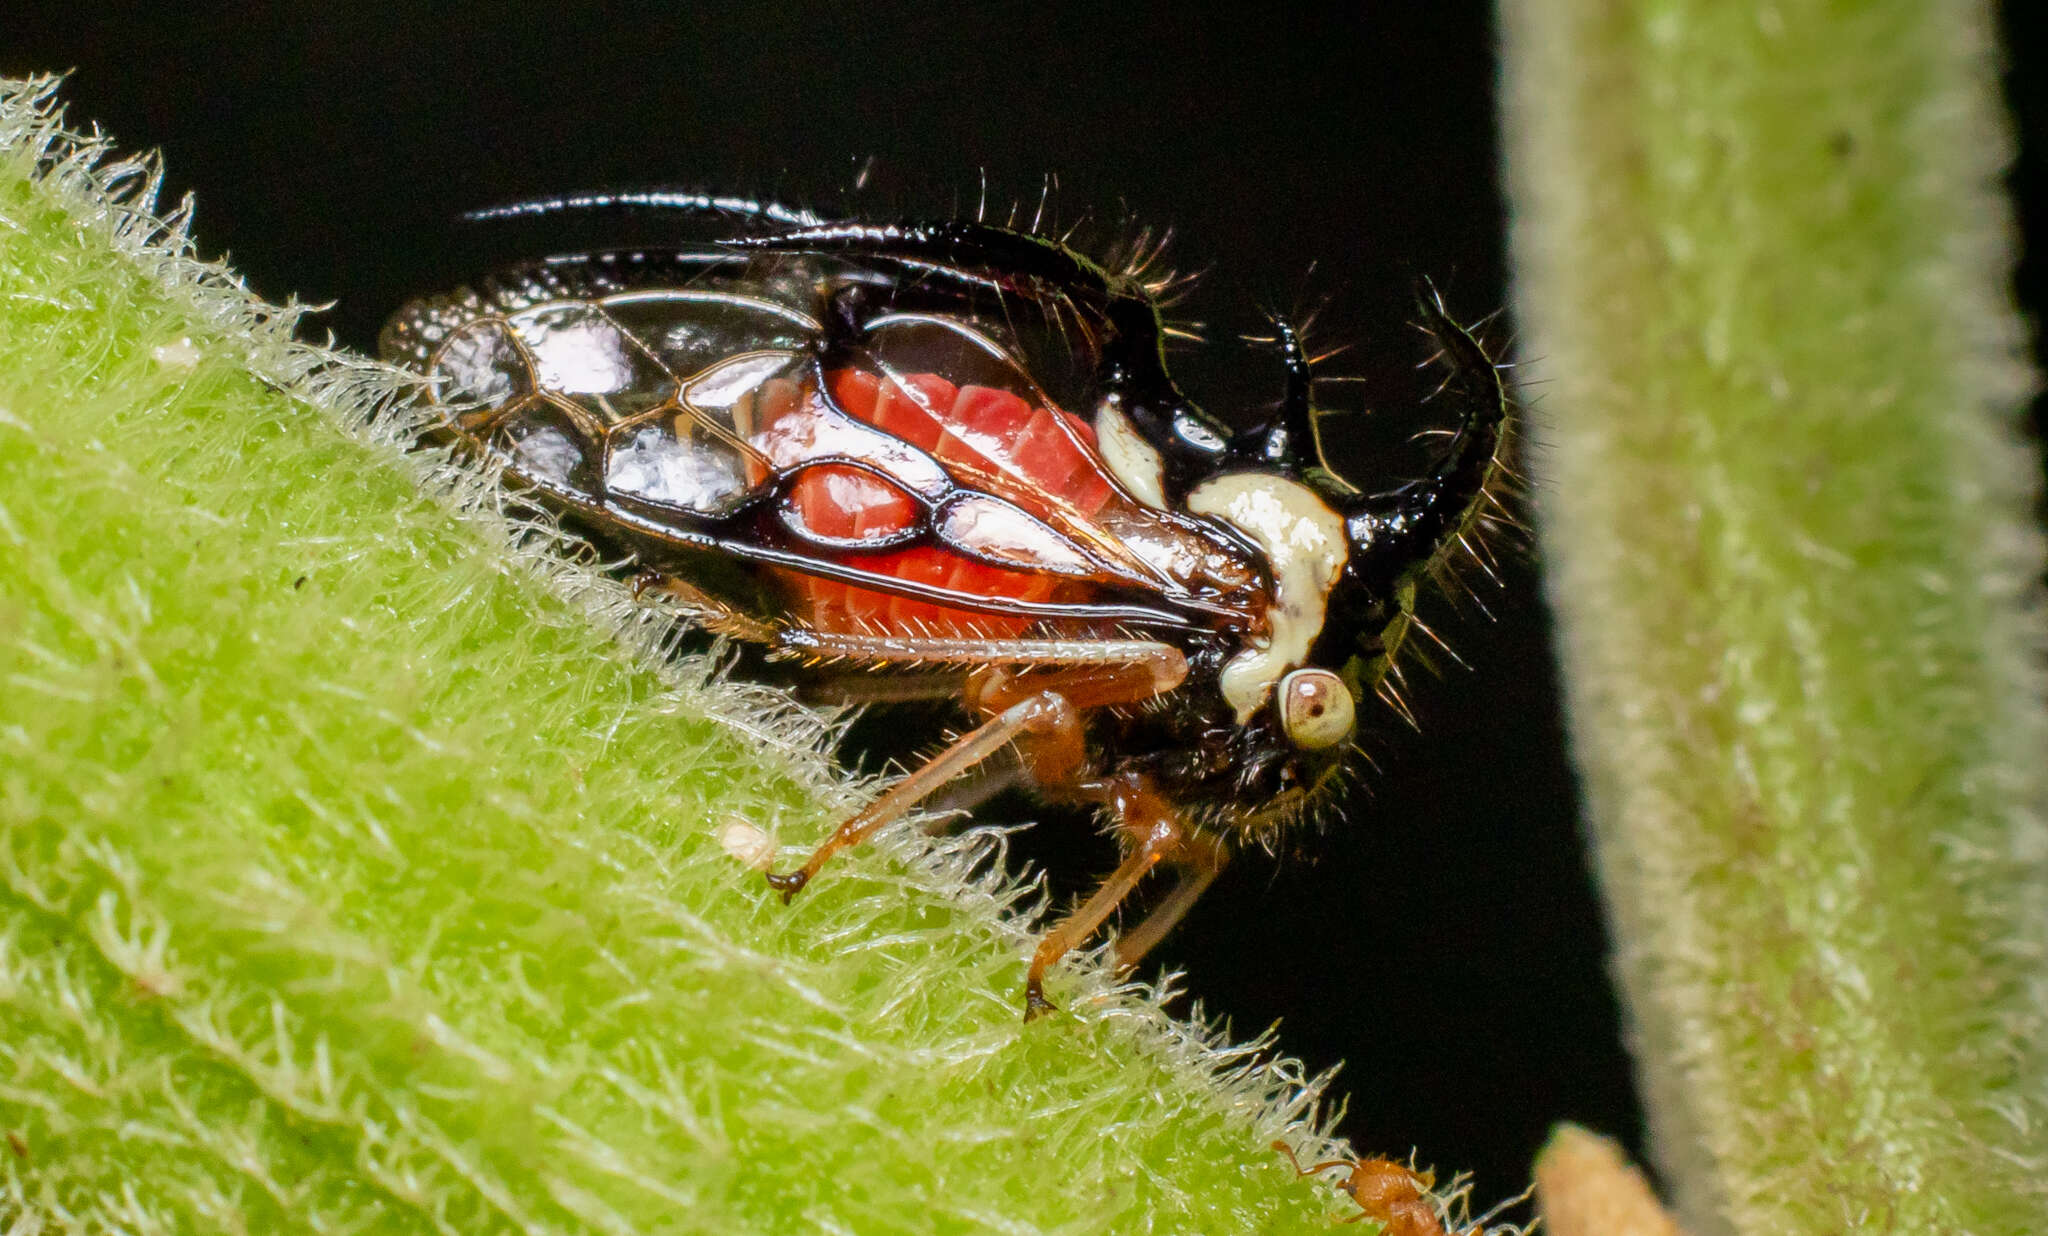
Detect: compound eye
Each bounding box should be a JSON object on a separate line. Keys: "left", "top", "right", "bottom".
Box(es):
{"left": 1278, "top": 668, "right": 1355, "bottom": 751}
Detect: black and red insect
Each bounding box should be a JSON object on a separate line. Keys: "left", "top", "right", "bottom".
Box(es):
{"left": 380, "top": 191, "right": 1512, "bottom": 1019}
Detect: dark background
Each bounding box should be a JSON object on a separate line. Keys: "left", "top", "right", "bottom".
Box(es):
{"left": 6, "top": 3, "right": 2040, "bottom": 1211}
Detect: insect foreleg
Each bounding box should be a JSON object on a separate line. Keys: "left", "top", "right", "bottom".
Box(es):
{"left": 968, "top": 657, "right": 1188, "bottom": 788}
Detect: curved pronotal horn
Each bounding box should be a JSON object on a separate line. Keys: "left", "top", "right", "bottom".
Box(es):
{"left": 1339, "top": 283, "right": 1509, "bottom": 575}
{"left": 461, "top": 190, "right": 826, "bottom": 230}
{"left": 1234, "top": 316, "right": 1329, "bottom": 474}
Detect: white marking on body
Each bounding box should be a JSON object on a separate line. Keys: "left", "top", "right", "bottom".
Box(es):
{"left": 1185, "top": 474, "right": 1349, "bottom": 722}
{"left": 1093, "top": 401, "right": 1169, "bottom": 509}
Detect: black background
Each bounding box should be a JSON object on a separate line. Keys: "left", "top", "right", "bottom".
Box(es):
{"left": 6, "top": 3, "right": 2041, "bottom": 1211}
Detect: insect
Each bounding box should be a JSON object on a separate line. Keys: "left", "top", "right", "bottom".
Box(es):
{"left": 380, "top": 191, "right": 1511, "bottom": 1020}
{"left": 1272, "top": 1141, "right": 1478, "bottom": 1234}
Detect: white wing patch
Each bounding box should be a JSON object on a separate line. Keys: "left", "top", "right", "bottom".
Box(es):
{"left": 1186, "top": 473, "right": 1349, "bottom": 722}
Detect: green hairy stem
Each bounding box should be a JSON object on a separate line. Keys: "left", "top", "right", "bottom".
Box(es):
{"left": 0, "top": 78, "right": 1408, "bottom": 1234}
{"left": 1503, "top": 4, "right": 2048, "bottom": 1234}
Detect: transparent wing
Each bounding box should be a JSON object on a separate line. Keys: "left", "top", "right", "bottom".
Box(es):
{"left": 395, "top": 265, "right": 1261, "bottom": 636}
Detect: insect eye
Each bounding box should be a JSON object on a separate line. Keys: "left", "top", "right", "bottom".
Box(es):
{"left": 1277, "top": 668, "right": 1355, "bottom": 751}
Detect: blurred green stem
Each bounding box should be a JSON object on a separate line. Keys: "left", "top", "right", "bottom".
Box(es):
{"left": 1503, "top": 4, "right": 2047, "bottom": 1233}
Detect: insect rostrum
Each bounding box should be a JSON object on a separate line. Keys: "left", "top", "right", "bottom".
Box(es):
{"left": 380, "top": 192, "right": 1512, "bottom": 1020}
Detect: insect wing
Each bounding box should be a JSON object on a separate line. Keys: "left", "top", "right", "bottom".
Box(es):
{"left": 399, "top": 262, "right": 1256, "bottom": 635}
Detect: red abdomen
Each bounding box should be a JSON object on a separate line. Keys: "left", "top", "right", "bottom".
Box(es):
{"left": 765, "top": 370, "right": 1113, "bottom": 636}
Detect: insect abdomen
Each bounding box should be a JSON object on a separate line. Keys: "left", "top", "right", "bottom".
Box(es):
{"left": 775, "top": 371, "right": 1113, "bottom": 636}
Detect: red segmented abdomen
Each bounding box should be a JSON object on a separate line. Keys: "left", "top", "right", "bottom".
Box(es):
{"left": 769, "top": 369, "right": 1114, "bottom": 637}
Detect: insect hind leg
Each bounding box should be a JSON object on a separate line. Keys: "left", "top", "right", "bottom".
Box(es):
{"left": 764, "top": 689, "right": 1086, "bottom": 902}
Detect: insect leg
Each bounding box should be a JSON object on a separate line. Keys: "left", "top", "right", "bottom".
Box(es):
{"left": 764, "top": 689, "right": 1084, "bottom": 902}
{"left": 1273, "top": 1140, "right": 1363, "bottom": 1182}
{"left": 629, "top": 587, "right": 1194, "bottom": 915}
{"left": 965, "top": 655, "right": 1189, "bottom": 790}
{"left": 630, "top": 571, "right": 782, "bottom": 644}
{"left": 1022, "top": 773, "right": 1184, "bottom": 1021}
{"left": 922, "top": 753, "right": 1023, "bottom": 824}
{"left": 1109, "top": 834, "right": 1229, "bottom": 970}
{"left": 758, "top": 639, "right": 1185, "bottom": 909}
{"left": 776, "top": 630, "right": 1187, "bottom": 696}
{"left": 799, "top": 670, "right": 969, "bottom": 705}
{"left": 634, "top": 575, "right": 1190, "bottom": 695}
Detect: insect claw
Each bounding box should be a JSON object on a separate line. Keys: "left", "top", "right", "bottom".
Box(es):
{"left": 628, "top": 567, "right": 667, "bottom": 600}
{"left": 1023, "top": 983, "right": 1059, "bottom": 1022}
{"left": 764, "top": 868, "right": 809, "bottom": 903}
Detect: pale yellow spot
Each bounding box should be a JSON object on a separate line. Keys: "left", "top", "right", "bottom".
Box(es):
{"left": 716, "top": 817, "right": 776, "bottom": 871}
{"left": 1093, "top": 401, "right": 1168, "bottom": 509}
